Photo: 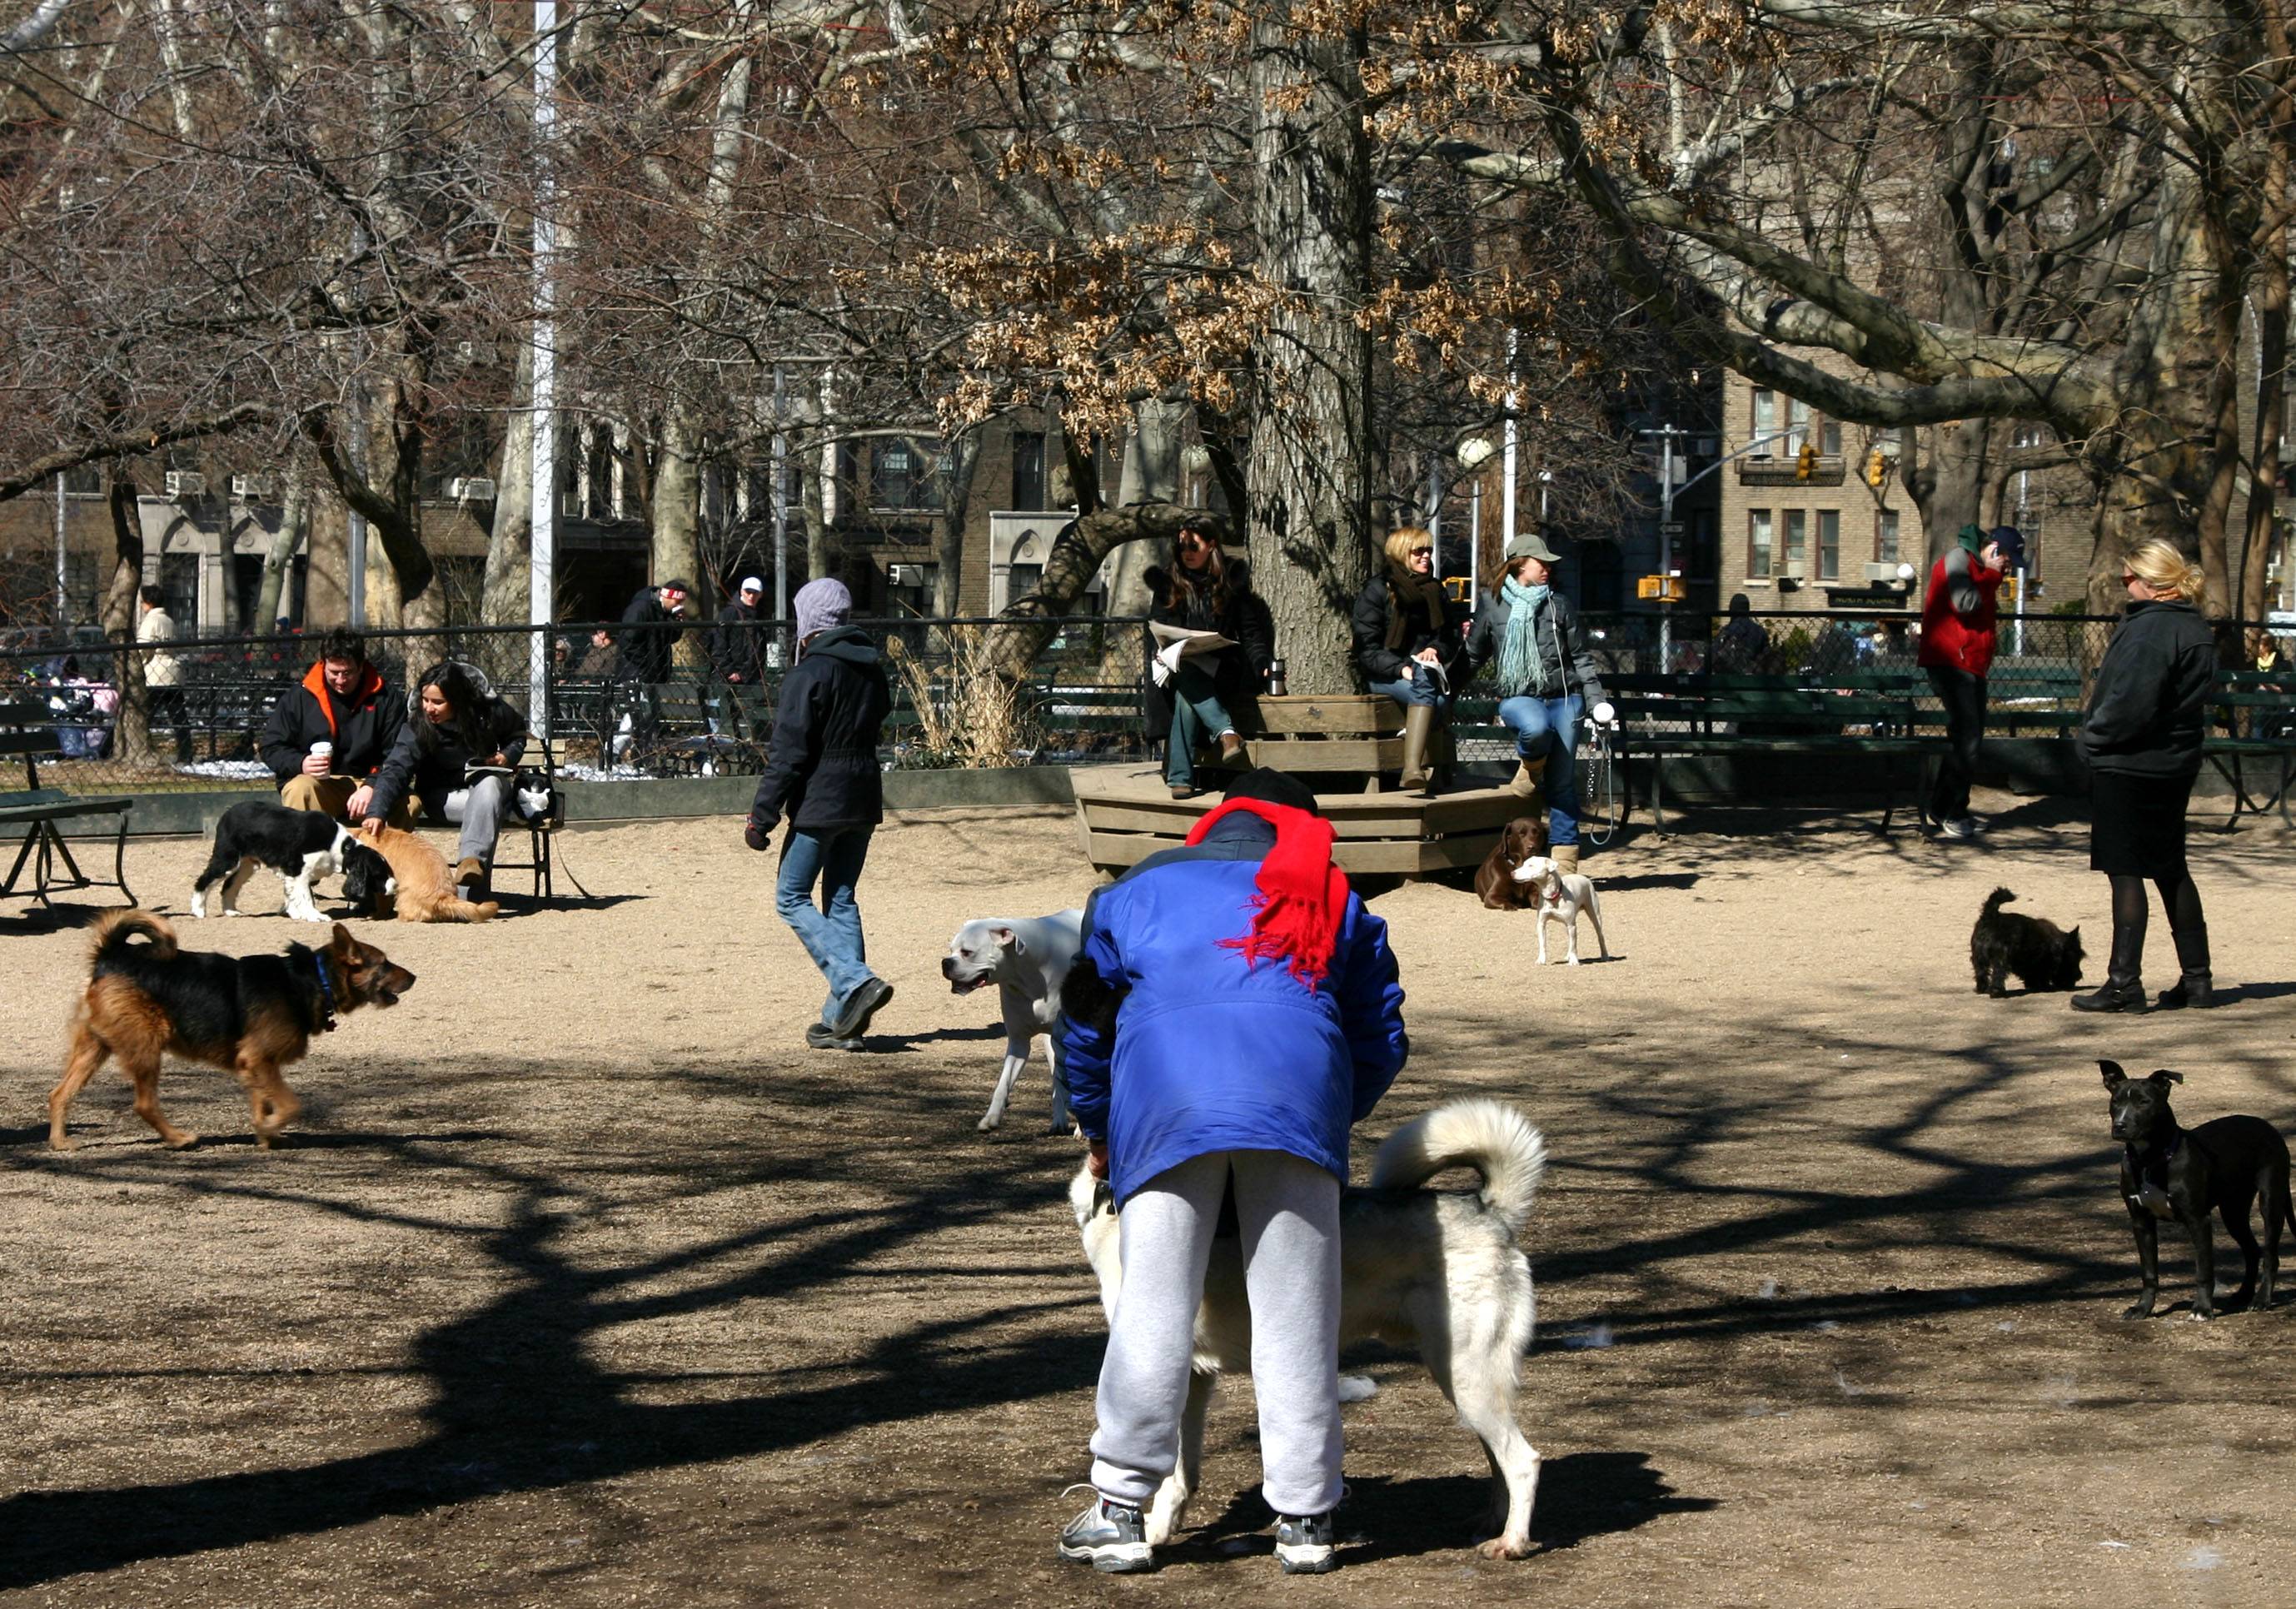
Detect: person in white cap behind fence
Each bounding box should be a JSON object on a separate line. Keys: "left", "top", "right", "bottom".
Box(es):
{"left": 713, "top": 575, "right": 769, "bottom": 686}
{"left": 744, "top": 578, "right": 897, "bottom": 1049}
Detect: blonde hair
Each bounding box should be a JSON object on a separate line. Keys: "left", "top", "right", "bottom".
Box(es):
{"left": 2124, "top": 539, "right": 2206, "bottom": 610}
{"left": 1384, "top": 526, "right": 1433, "bottom": 570}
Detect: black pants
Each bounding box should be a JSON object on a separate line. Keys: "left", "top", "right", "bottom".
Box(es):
{"left": 1925, "top": 665, "right": 1987, "bottom": 824}
{"left": 149, "top": 686, "right": 194, "bottom": 763}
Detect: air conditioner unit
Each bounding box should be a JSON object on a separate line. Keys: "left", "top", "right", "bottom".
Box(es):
{"left": 888, "top": 564, "right": 924, "bottom": 586}
{"left": 163, "top": 471, "right": 207, "bottom": 501}
{"left": 1782, "top": 560, "right": 1810, "bottom": 580}
{"left": 229, "top": 473, "right": 276, "bottom": 501}
{"left": 449, "top": 476, "right": 497, "bottom": 502}
{"left": 1865, "top": 561, "right": 1911, "bottom": 585}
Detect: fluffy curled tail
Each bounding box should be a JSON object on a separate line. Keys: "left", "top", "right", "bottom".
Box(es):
{"left": 90, "top": 909, "right": 176, "bottom": 964}
{"left": 435, "top": 896, "right": 499, "bottom": 923}
{"left": 1368, "top": 1098, "right": 1546, "bottom": 1238}
{"left": 1983, "top": 887, "right": 2016, "bottom": 914}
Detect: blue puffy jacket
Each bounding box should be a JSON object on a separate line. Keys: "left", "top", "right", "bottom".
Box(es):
{"left": 1062, "top": 814, "right": 1410, "bottom": 1205}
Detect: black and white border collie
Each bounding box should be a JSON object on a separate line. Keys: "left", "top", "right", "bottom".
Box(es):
{"left": 191, "top": 800, "right": 391, "bottom": 922}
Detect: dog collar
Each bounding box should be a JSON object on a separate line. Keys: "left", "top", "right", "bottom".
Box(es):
{"left": 312, "top": 951, "right": 339, "bottom": 1034}
{"left": 2124, "top": 1132, "right": 2179, "bottom": 1211}
{"left": 1545, "top": 885, "right": 1561, "bottom": 906}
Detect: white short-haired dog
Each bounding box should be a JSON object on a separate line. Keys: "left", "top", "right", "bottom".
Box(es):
{"left": 941, "top": 909, "right": 1084, "bottom": 1133}
{"left": 1511, "top": 854, "right": 1609, "bottom": 965}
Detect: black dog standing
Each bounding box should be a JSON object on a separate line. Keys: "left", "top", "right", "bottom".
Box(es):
{"left": 2102, "top": 1059, "right": 2295, "bottom": 1319}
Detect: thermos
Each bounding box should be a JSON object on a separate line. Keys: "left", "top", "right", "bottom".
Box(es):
{"left": 1268, "top": 656, "right": 1287, "bottom": 696}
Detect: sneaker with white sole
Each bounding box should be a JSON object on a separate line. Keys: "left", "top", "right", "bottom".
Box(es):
{"left": 829, "top": 976, "right": 894, "bottom": 1039}
{"left": 1935, "top": 816, "right": 1974, "bottom": 840}
{"left": 1058, "top": 1493, "right": 1153, "bottom": 1573}
{"left": 1273, "top": 1511, "right": 1337, "bottom": 1574}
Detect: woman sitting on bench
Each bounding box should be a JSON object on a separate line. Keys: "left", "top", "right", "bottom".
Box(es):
{"left": 361, "top": 661, "right": 526, "bottom": 903}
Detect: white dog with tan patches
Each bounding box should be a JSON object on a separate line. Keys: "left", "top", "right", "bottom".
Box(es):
{"left": 941, "top": 909, "right": 1083, "bottom": 1133}
{"left": 1512, "top": 854, "right": 1609, "bottom": 964}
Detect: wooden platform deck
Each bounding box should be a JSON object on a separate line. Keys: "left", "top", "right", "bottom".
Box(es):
{"left": 1072, "top": 765, "right": 1527, "bottom": 877}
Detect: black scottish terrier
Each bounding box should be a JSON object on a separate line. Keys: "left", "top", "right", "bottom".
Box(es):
{"left": 1971, "top": 887, "right": 2084, "bottom": 997}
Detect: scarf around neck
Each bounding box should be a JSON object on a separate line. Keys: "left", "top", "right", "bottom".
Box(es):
{"left": 1499, "top": 577, "right": 1551, "bottom": 694}
{"left": 1183, "top": 797, "right": 1349, "bottom": 989}
{"left": 1383, "top": 566, "right": 1447, "bottom": 652}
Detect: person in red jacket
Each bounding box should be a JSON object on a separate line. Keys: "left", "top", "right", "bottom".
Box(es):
{"left": 1916, "top": 523, "right": 2021, "bottom": 839}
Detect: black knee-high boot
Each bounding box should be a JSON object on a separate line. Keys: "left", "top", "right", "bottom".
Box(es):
{"left": 2152, "top": 874, "right": 2212, "bottom": 1009}
{"left": 2072, "top": 876, "right": 2152, "bottom": 1014}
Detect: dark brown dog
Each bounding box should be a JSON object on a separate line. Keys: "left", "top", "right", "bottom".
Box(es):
{"left": 1475, "top": 816, "right": 1550, "bottom": 910}
{"left": 49, "top": 910, "right": 416, "bottom": 1151}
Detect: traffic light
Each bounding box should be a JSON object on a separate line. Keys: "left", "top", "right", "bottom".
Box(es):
{"left": 1866, "top": 447, "right": 1887, "bottom": 487}
{"left": 1795, "top": 441, "right": 1818, "bottom": 481}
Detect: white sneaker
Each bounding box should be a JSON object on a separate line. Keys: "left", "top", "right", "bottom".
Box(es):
{"left": 1936, "top": 817, "right": 1974, "bottom": 840}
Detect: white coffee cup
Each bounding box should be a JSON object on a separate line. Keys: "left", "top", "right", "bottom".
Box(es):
{"left": 310, "top": 740, "right": 333, "bottom": 768}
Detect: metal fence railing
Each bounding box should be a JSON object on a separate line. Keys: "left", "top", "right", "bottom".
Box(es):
{"left": 7, "top": 608, "right": 2289, "bottom": 792}
{"left": 1, "top": 615, "right": 1153, "bottom": 792}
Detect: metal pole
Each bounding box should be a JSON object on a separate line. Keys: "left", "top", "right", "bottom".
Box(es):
{"left": 1501, "top": 330, "right": 1518, "bottom": 553}
{"left": 1424, "top": 456, "right": 1442, "bottom": 581}
{"left": 54, "top": 472, "right": 67, "bottom": 628}
{"left": 527, "top": 0, "right": 559, "bottom": 737}
{"left": 771, "top": 361, "right": 789, "bottom": 665}
{"left": 1659, "top": 429, "right": 1675, "bottom": 675}
{"left": 1467, "top": 476, "right": 1481, "bottom": 616}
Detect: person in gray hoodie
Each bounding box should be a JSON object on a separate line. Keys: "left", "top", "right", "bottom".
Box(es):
{"left": 2071, "top": 539, "right": 2221, "bottom": 1013}
{"left": 744, "top": 578, "right": 897, "bottom": 1049}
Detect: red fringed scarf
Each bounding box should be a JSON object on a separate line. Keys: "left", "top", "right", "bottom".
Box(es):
{"left": 1183, "top": 797, "right": 1349, "bottom": 989}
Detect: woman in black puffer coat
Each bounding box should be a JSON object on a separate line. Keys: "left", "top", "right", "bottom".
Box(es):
{"left": 1141, "top": 526, "right": 1274, "bottom": 798}
{"left": 2071, "top": 539, "right": 2221, "bottom": 1013}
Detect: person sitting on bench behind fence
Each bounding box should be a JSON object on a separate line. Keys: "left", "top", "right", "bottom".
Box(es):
{"left": 361, "top": 660, "right": 527, "bottom": 904}
{"left": 258, "top": 627, "right": 413, "bottom": 826}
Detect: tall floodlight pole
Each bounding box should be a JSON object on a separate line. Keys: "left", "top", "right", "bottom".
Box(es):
{"left": 771, "top": 361, "right": 789, "bottom": 662}
{"left": 1501, "top": 330, "right": 1519, "bottom": 553}
{"left": 53, "top": 473, "right": 67, "bottom": 627}
{"left": 528, "top": 0, "right": 559, "bottom": 737}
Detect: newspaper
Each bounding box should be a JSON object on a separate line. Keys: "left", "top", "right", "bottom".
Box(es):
{"left": 1148, "top": 622, "right": 1238, "bottom": 685}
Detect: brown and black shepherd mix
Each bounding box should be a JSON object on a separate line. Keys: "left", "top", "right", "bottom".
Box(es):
{"left": 49, "top": 910, "right": 416, "bottom": 1151}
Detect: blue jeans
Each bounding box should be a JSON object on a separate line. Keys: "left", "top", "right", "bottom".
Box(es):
{"left": 1498, "top": 695, "right": 1583, "bottom": 845}
{"left": 775, "top": 825, "right": 878, "bottom": 1025}
{"left": 1163, "top": 663, "right": 1236, "bottom": 788}
{"left": 1367, "top": 663, "right": 1450, "bottom": 710}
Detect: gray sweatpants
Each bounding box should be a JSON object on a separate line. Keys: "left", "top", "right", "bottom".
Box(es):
{"left": 1089, "top": 1148, "right": 1343, "bottom": 1517}
{"left": 438, "top": 775, "right": 507, "bottom": 868}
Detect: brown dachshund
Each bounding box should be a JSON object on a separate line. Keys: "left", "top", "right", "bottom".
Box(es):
{"left": 50, "top": 911, "right": 415, "bottom": 1150}
{"left": 1474, "top": 816, "right": 1550, "bottom": 910}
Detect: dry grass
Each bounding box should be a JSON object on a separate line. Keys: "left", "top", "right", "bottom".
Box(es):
{"left": 883, "top": 625, "right": 1040, "bottom": 767}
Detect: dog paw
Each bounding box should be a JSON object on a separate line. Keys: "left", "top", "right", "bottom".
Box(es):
{"left": 975, "top": 1115, "right": 1001, "bottom": 1133}
{"left": 1476, "top": 1535, "right": 1533, "bottom": 1561}
{"left": 163, "top": 1132, "right": 201, "bottom": 1150}
{"left": 2122, "top": 1301, "right": 2156, "bottom": 1320}
{"left": 2189, "top": 1308, "right": 2214, "bottom": 1322}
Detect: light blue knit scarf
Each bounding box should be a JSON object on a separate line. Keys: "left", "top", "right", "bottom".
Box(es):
{"left": 1499, "top": 578, "right": 1551, "bottom": 693}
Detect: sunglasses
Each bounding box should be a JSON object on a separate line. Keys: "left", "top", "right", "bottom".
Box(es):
{"left": 2122, "top": 572, "right": 2139, "bottom": 585}
{"left": 1409, "top": 546, "right": 1433, "bottom": 556}
{"left": 1178, "top": 536, "right": 1212, "bottom": 551}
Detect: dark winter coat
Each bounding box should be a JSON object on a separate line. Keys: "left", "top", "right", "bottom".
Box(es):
{"left": 613, "top": 588, "right": 685, "bottom": 684}
{"left": 2080, "top": 599, "right": 2217, "bottom": 780}
{"left": 748, "top": 625, "right": 894, "bottom": 834}
{"left": 258, "top": 661, "right": 406, "bottom": 785}
{"left": 1140, "top": 558, "right": 1277, "bottom": 737}
{"left": 1463, "top": 585, "right": 1607, "bottom": 705}
{"left": 1351, "top": 572, "right": 1468, "bottom": 687}
{"left": 1061, "top": 812, "right": 1410, "bottom": 1206}
{"left": 711, "top": 601, "right": 766, "bottom": 683}
{"left": 365, "top": 694, "right": 528, "bottom": 824}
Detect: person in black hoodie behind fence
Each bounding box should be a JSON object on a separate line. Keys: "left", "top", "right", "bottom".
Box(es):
{"left": 744, "top": 578, "right": 897, "bottom": 1049}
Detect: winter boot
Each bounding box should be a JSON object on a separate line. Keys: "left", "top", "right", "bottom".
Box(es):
{"left": 1427, "top": 719, "right": 1457, "bottom": 795}
{"left": 1551, "top": 843, "right": 1581, "bottom": 877}
{"left": 1218, "top": 729, "right": 1249, "bottom": 769}
{"left": 1398, "top": 704, "right": 1435, "bottom": 794}
{"left": 2155, "top": 924, "right": 2214, "bottom": 1009}
{"left": 2071, "top": 921, "right": 2150, "bottom": 1014}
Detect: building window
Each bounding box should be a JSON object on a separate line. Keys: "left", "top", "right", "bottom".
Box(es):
{"left": 869, "top": 436, "right": 946, "bottom": 511}
{"left": 62, "top": 466, "right": 102, "bottom": 495}
{"left": 1011, "top": 431, "right": 1046, "bottom": 509}
{"left": 1749, "top": 509, "right": 1773, "bottom": 579}
{"left": 1786, "top": 398, "right": 1812, "bottom": 456}
{"left": 1818, "top": 417, "right": 1841, "bottom": 457}
{"left": 1784, "top": 509, "right": 1807, "bottom": 574}
{"left": 1817, "top": 511, "right": 1840, "bottom": 581}
{"left": 1877, "top": 510, "right": 1900, "bottom": 564}
{"left": 1751, "top": 391, "right": 1776, "bottom": 455}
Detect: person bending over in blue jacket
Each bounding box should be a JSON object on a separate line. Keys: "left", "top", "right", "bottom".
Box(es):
{"left": 1055, "top": 768, "right": 1409, "bottom": 1577}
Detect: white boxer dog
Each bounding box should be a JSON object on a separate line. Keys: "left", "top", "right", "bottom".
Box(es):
{"left": 1511, "top": 854, "right": 1610, "bottom": 965}
{"left": 942, "top": 909, "right": 1084, "bottom": 1133}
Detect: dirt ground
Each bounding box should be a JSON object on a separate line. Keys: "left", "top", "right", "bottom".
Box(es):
{"left": 3, "top": 792, "right": 2294, "bottom": 1607}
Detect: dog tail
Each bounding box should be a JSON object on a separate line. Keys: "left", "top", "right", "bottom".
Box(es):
{"left": 1982, "top": 886, "right": 2016, "bottom": 914}
{"left": 1368, "top": 1098, "right": 1547, "bottom": 1238}
{"left": 89, "top": 909, "right": 177, "bottom": 965}
{"left": 436, "top": 896, "right": 500, "bottom": 923}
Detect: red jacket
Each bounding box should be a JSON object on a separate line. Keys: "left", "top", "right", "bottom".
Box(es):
{"left": 1917, "top": 549, "right": 2004, "bottom": 676}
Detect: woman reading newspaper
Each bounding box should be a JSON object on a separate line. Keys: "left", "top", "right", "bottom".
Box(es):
{"left": 1143, "top": 523, "right": 1275, "bottom": 799}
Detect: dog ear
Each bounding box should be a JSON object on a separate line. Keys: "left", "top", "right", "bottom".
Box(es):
{"left": 329, "top": 922, "right": 356, "bottom": 954}
{"left": 2099, "top": 1059, "right": 2125, "bottom": 1087}
{"left": 2149, "top": 1069, "right": 2183, "bottom": 1087}
{"left": 999, "top": 926, "right": 1025, "bottom": 956}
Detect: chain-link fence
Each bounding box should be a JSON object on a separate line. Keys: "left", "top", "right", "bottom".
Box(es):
{"left": 0, "top": 615, "right": 1154, "bottom": 792}
{"left": 7, "top": 608, "right": 2287, "bottom": 793}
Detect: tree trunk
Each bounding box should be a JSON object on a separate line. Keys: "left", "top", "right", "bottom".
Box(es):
{"left": 481, "top": 341, "right": 535, "bottom": 625}
{"left": 651, "top": 410, "right": 703, "bottom": 591}
{"left": 255, "top": 454, "right": 312, "bottom": 630}
{"left": 984, "top": 502, "right": 1224, "bottom": 680}
{"left": 1106, "top": 398, "right": 1187, "bottom": 617}
{"left": 1246, "top": 7, "right": 1376, "bottom": 695}
{"left": 934, "top": 431, "right": 981, "bottom": 618}
{"left": 2239, "top": 249, "right": 2288, "bottom": 628}
{"left": 102, "top": 476, "right": 152, "bottom": 765}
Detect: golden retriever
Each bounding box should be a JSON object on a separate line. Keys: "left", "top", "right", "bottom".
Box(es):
{"left": 358, "top": 823, "right": 500, "bottom": 922}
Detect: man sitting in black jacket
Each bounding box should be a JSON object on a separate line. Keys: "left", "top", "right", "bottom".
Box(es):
{"left": 712, "top": 577, "right": 768, "bottom": 685}
{"left": 258, "top": 628, "right": 414, "bottom": 825}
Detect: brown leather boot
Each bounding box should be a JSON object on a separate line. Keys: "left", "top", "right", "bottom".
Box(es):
{"left": 1398, "top": 705, "right": 1435, "bottom": 793}
{"left": 455, "top": 857, "right": 486, "bottom": 901}
{"left": 1218, "top": 730, "right": 1248, "bottom": 769}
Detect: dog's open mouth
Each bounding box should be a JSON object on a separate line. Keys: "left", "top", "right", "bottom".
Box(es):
{"left": 948, "top": 975, "right": 987, "bottom": 994}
